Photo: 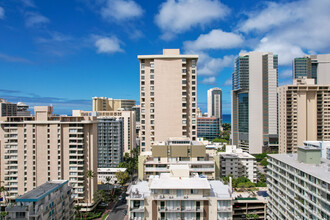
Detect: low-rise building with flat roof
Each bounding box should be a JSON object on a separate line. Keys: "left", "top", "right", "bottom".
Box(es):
{"left": 218, "top": 146, "right": 257, "bottom": 183}
{"left": 5, "top": 180, "right": 73, "bottom": 220}
{"left": 97, "top": 168, "right": 127, "bottom": 184}
{"left": 127, "top": 165, "right": 232, "bottom": 220}
{"left": 138, "top": 138, "right": 218, "bottom": 181}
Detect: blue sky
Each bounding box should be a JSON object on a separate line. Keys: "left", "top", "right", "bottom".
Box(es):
{"left": 1, "top": 0, "right": 330, "bottom": 115}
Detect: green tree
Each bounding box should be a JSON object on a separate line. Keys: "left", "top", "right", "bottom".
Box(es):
{"left": 254, "top": 153, "right": 267, "bottom": 162}
{"left": 0, "top": 211, "right": 8, "bottom": 220}
{"left": 260, "top": 158, "right": 268, "bottom": 166}
{"left": 246, "top": 213, "right": 259, "bottom": 219}
{"left": 0, "top": 185, "right": 8, "bottom": 220}
{"left": 212, "top": 138, "right": 229, "bottom": 143}
{"left": 115, "top": 171, "right": 130, "bottom": 186}
{"left": 73, "top": 205, "right": 82, "bottom": 220}
{"left": 94, "top": 190, "right": 108, "bottom": 203}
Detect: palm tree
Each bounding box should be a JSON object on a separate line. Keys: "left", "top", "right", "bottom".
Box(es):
{"left": 0, "top": 185, "right": 8, "bottom": 220}
{"left": 73, "top": 205, "right": 82, "bottom": 220}
{"left": 85, "top": 170, "right": 96, "bottom": 206}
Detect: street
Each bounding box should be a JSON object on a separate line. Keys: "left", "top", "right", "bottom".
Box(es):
{"left": 106, "top": 194, "right": 128, "bottom": 220}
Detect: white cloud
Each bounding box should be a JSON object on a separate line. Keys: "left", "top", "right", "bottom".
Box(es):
{"left": 101, "top": 0, "right": 143, "bottom": 21}
{"left": 279, "top": 69, "right": 292, "bottom": 79}
{"left": 155, "top": 0, "right": 229, "bottom": 40}
{"left": 94, "top": 36, "right": 124, "bottom": 54}
{"left": 241, "top": 0, "right": 330, "bottom": 66}
{"left": 255, "top": 37, "right": 305, "bottom": 66}
{"left": 0, "top": 7, "right": 5, "bottom": 19}
{"left": 184, "top": 29, "right": 243, "bottom": 51}
{"left": 194, "top": 52, "right": 234, "bottom": 76}
{"left": 25, "top": 12, "right": 49, "bottom": 28}
{"left": 222, "top": 78, "right": 232, "bottom": 86}
{"left": 200, "top": 76, "right": 216, "bottom": 85}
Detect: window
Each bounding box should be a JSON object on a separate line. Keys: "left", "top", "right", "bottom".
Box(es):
{"left": 150, "top": 69, "right": 154, "bottom": 73}
{"left": 192, "top": 70, "right": 195, "bottom": 74}
{"left": 141, "top": 64, "right": 145, "bottom": 69}
{"left": 150, "top": 109, "right": 154, "bottom": 113}
{"left": 141, "top": 59, "right": 145, "bottom": 63}
{"left": 141, "top": 87, "right": 145, "bottom": 91}
{"left": 141, "top": 76, "right": 145, "bottom": 80}
{"left": 162, "top": 189, "right": 170, "bottom": 194}
{"left": 141, "top": 70, "right": 145, "bottom": 74}
{"left": 150, "top": 103, "right": 154, "bottom": 107}
{"left": 150, "top": 63, "right": 154, "bottom": 68}
{"left": 182, "top": 58, "right": 186, "bottom": 62}
{"left": 182, "top": 69, "right": 186, "bottom": 73}
{"left": 150, "top": 74, "right": 154, "bottom": 79}
{"left": 191, "top": 189, "right": 198, "bottom": 194}
{"left": 150, "top": 86, "right": 154, "bottom": 91}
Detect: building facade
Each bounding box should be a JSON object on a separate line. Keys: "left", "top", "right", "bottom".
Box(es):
{"left": 218, "top": 146, "right": 257, "bottom": 183}
{"left": 5, "top": 180, "right": 74, "bottom": 220}
{"left": 73, "top": 110, "right": 136, "bottom": 154}
{"left": 138, "top": 138, "right": 217, "bottom": 181}
{"left": 97, "top": 168, "right": 127, "bottom": 184}
{"left": 0, "top": 99, "right": 17, "bottom": 117}
{"left": 207, "top": 88, "right": 222, "bottom": 125}
{"left": 197, "top": 117, "right": 220, "bottom": 140}
{"left": 16, "top": 102, "right": 30, "bottom": 116}
{"left": 127, "top": 166, "right": 232, "bottom": 220}
{"left": 97, "top": 117, "right": 124, "bottom": 168}
{"left": 278, "top": 78, "right": 330, "bottom": 153}
{"left": 138, "top": 49, "right": 198, "bottom": 152}
{"left": 267, "top": 147, "right": 330, "bottom": 220}
{"left": 92, "top": 97, "right": 136, "bottom": 111}
{"left": 0, "top": 106, "right": 98, "bottom": 211}
{"left": 232, "top": 52, "right": 278, "bottom": 154}
{"left": 293, "top": 54, "right": 330, "bottom": 84}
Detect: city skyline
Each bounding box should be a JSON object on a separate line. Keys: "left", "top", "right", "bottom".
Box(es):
{"left": 1, "top": 0, "right": 330, "bottom": 115}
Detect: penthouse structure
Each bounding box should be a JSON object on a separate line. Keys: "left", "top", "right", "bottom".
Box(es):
{"left": 5, "top": 180, "right": 74, "bottom": 220}
{"left": 267, "top": 147, "right": 330, "bottom": 220}
{"left": 278, "top": 78, "right": 330, "bottom": 153}
{"left": 0, "top": 106, "right": 98, "bottom": 211}
{"left": 138, "top": 49, "right": 198, "bottom": 152}
{"left": 218, "top": 146, "right": 257, "bottom": 183}
{"left": 304, "top": 141, "right": 330, "bottom": 160}
{"left": 92, "top": 97, "right": 136, "bottom": 111}
{"left": 138, "top": 138, "right": 217, "bottom": 181}
{"left": 127, "top": 166, "right": 232, "bottom": 220}
{"left": 232, "top": 52, "right": 278, "bottom": 154}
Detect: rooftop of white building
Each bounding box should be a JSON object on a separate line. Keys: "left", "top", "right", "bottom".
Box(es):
{"left": 209, "top": 181, "right": 231, "bottom": 199}
{"left": 269, "top": 153, "right": 330, "bottom": 183}
{"left": 15, "top": 180, "right": 68, "bottom": 202}
{"left": 149, "top": 173, "right": 211, "bottom": 190}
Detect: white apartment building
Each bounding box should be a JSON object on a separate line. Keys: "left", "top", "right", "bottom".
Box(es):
{"left": 127, "top": 165, "right": 232, "bottom": 220}
{"left": 218, "top": 145, "right": 257, "bottom": 183}
{"left": 97, "top": 168, "right": 127, "bottom": 184}
{"left": 138, "top": 138, "right": 217, "bottom": 181}
{"left": 267, "top": 147, "right": 330, "bottom": 220}
{"left": 232, "top": 52, "right": 278, "bottom": 154}
{"left": 138, "top": 49, "right": 198, "bottom": 152}
{"left": 5, "top": 180, "right": 74, "bottom": 220}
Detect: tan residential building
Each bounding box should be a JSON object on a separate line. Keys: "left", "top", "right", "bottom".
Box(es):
{"left": 232, "top": 52, "right": 278, "bottom": 154}
{"left": 138, "top": 138, "right": 218, "bottom": 181}
{"left": 138, "top": 49, "right": 198, "bottom": 152}
{"left": 73, "top": 110, "right": 136, "bottom": 154}
{"left": 92, "top": 97, "right": 136, "bottom": 111}
{"left": 127, "top": 165, "right": 232, "bottom": 220}
{"left": 278, "top": 78, "right": 330, "bottom": 153}
{"left": 0, "top": 106, "right": 98, "bottom": 211}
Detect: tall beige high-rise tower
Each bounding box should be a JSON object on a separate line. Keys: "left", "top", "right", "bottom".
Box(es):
{"left": 278, "top": 78, "right": 330, "bottom": 153}
{"left": 207, "top": 88, "right": 222, "bottom": 124}
{"left": 232, "top": 51, "right": 278, "bottom": 154}
{"left": 138, "top": 49, "right": 198, "bottom": 152}
{"left": 0, "top": 106, "right": 98, "bottom": 211}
